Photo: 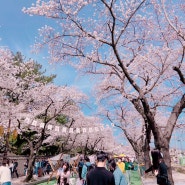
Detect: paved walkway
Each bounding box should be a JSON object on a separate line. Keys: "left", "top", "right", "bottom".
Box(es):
{"left": 12, "top": 174, "right": 54, "bottom": 185}
{"left": 12, "top": 171, "right": 185, "bottom": 185}
{"left": 142, "top": 171, "right": 185, "bottom": 185}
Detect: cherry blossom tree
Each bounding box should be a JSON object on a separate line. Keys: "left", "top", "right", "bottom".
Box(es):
{"left": 105, "top": 106, "right": 149, "bottom": 166}
{"left": 0, "top": 47, "right": 87, "bottom": 181}
{"left": 23, "top": 1, "right": 185, "bottom": 183}
{"left": 67, "top": 114, "right": 118, "bottom": 155}
{"left": 0, "top": 48, "right": 30, "bottom": 158}
{"left": 0, "top": 47, "right": 115, "bottom": 182}
{"left": 17, "top": 84, "right": 88, "bottom": 181}
{"left": 161, "top": 0, "right": 185, "bottom": 84}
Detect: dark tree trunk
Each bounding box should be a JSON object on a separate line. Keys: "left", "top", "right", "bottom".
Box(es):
{"left": 143, "top": 125, "right": 152, "bottom": 170}
{"left": 129, "top": 139, "right": 145, "bottom": 165}
{"left": 143, "top": 139, "right": 151, "bottom": 170}
{"left": 3, "top": 119, "right": 11, "bottom": 161}
{"left": 160, "top": 140, "right": 174, "bottom": 185}
{"left": 133, "top": 144, "right": 145, "bottom": 176}
{"left": 152, "top": 130, "right": 174, "bottom": 185}
{"left": 135, "top": 150, "right": 144, "bottom": 164}
{"left": 23, "top": 147, "right": 36, "bottom": 182}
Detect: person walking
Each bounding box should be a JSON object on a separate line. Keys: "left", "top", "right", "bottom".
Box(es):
{"left": 24, "top": 159, "right": 28, "bottom": 176}
{"left": 81, "top": 156, "right": 92, "bottom": 185}
{"left": 78, "top": 158, "right": 84, "bottom": 180}
{"left": 109, "top": 159, "right": 128, "bottom": 185}
{"left": 86, "top": 151, "right": 115, "bottom": 185}
{"left": 34, "top": 159, "right": 41, "bottom": 176}
{"left": 116, "top": 158, "right": 125, "bottom": 174}
{"left": 154, "top": 157, "right": 170, "bottom": 185}
{"left": 12, "top": 160, "right": 19, "bottom": 178}
{"left": 9, "top": 161, "right": 14, "bottom": 178}
{"left": 0, "top": 161, "right": 12, "bottom": 185}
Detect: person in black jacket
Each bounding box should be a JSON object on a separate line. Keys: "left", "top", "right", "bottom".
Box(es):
{"left": 86, "top": 151, "right": 115, "bottom": 185}
{"left": 145, "top": 148, "right": 163, "bottom": 174}
{"left": 154, "top": 157, "right": 170, "bottom": 185}
{"left": 12, "top": 160, "right": 19, "bottom": 178}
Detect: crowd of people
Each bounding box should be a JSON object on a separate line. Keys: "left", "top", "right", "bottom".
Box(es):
{"left": 0, "top": 157, "right": 52, "bottom": 185}
{"left": 32, "top": 158, "right": 52, "bottom": 177}
{"left": 56, "top": 152, "right": 137, "bottom": 185}
{"left": 0, "top": 149, "right": 170, "bottom": 185}
{"left": 4, "top": 159, "right": 19, "bottom": 179}
{"left": 56, "top": 150, "right": 170, "bottom": 185}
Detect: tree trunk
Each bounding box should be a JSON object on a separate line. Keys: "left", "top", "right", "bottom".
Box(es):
{"left": 135, "top": 150, "right": 144, "bottom": 164}
{"left": 153, "top": 132, "right": 174, "bottom": 185}
{"left": 143, "top": 137, "right": 151, "bottom": 170}
{"left": 3, "top": 119, "right": 11, "bottom": 161}
{"left": 143, "top": 124, "right": 152, "bottom": 170}
{"left": 129, "top": 139, "right": 145, "bottom": 165}
{"left": 160, "top": 143, "right": 174, "bottom": 185}
{"left": 133, "top": 146, "right": 145, "bottom": 176}
{"left": 23, "top": 147, "right": 36, "bottom": 182}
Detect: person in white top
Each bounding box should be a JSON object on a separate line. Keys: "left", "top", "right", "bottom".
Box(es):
{"left": 0, "top": 161, "right": 12, "bottom": 185}
{"left": 9, "top": 161, "right": 14, "bottom": 178}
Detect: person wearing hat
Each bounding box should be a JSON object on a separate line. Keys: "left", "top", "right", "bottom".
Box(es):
{"left": 109, "top": 159, "right": 128, "bottom": 185}
{"left": 116, "top": 158, "right": 125, "bottom": 174}
{"left": 0, "top": 161, "right": 12, "bottom": 185}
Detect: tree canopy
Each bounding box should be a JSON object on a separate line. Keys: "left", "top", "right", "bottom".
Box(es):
{"left": 22, "top": 1, "right": 185, "bottom": 184}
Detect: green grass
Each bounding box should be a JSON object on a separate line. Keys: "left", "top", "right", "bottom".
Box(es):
{"left": 129, "top": 171, "right": 142, "bottom": 185}
{"left": 37, "top": 179, "right": 57, "bottom": 185}
{"left": 37, "top": 177, "right": 77, "bottom": 185}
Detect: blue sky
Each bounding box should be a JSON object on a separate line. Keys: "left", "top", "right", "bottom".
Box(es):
{"left": 0, "top": 1, "right": 45, "bottom": 56}
{"left": 0, "top": 0, "right": 98, "bottom": 115}
{"left": 0, "top": 0, "right": 91, "bottom": 87}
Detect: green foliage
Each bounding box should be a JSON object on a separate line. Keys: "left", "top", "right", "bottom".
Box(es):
{"left": 13, "top": 52, "right": 56, "bottom": 84}
{"left": 9, "top": 135, "right": 17, "bottom": 144}
{"left": 6, "top": 51, "right": 57, "bottom": 155}
{"left": 55, "top": 114, "right": 69, "bottom": 125}
{"left": 36, "top": 114, "right": 46, "bottom": 121}
{"left": 10, "top": 134, "right": 28, "bottom": 155}
{"left": 10, "top": 129, "right": 38, "bottom": 155}
{"left": 38, "top": 144, "right": 60, "bottom": 156}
